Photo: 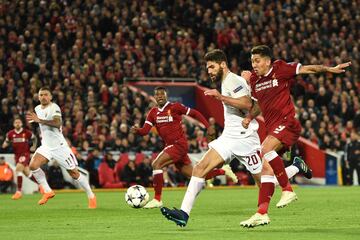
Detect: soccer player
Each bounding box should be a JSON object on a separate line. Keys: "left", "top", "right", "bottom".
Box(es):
{"left": 160, "top": 49, "right": 311, "bottom": 227}
{"left": 2, "top": 117, "right": 39, "bottom": 200}
{"left": 26, "top": 87, "right": 97, "bottom": 208}
{"left": 130, "top": 86, "right": 238, "bottom": 208}
{"left": 240, "top": 45, "right": 351, "bottom": 227}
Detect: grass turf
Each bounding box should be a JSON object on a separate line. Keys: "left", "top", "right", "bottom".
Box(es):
{"left": 0, "top": 186, "right": 359, "bottom": 240}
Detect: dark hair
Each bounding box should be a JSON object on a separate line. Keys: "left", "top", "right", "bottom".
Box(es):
{"left": 204, "top": 49, "right": 228, "bottom": 65}
{"left": 251, "top": 45, "right": 273, "bottom": 59}
{"left": 39, "top": 86, "right": 52, "bottom": 93}
{"left": 154, "top": 86, "right": 166, "bottom": 93}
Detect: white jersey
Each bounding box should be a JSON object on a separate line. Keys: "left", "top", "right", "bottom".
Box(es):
{"left": 221, "top": 72, "right": 259, "bottom": 138}
{"left": 35, "top": 102, "right": 67, "bottom": 149}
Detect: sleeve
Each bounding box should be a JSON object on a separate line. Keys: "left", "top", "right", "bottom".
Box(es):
{"left": 276, "top": 60, "right": 301, "bottom": 79}
{"left": 137, "top": 109, "right": 155, "bottom": 136}
{"left": 6, "top": 131, "right": 12, "bottom": 142}
{"left": 188, "top": 109, "right": 210, "bottom": 128}
{"left": 52, "top": 104, "right": 62, "bottom": 118}
{"left": 173, "top": 102, "right": 190, "bottom": 115}
{"left": 229, "top": 76, "right": 250, "bottom": 98}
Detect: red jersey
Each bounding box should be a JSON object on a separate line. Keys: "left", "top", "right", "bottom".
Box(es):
{"left": 6, "top": 129, "right": 33, "bottom": 156}
{"left": 250, "top": 60, "right": 301, "bottom": 130}
{"left": 137, "top": 102, "right": 209, "bottom": 146}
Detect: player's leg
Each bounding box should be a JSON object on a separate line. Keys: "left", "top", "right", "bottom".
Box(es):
{"left": 161, "top": 148, "right": 225, "bottom": 227}
{"left": 29, "top": 150, "right": 55, "bottom": 205}
{"left": 11, "top": 162, "right": 25, "bottom": 200}
{"left": 143, "top": 150, "right": 173, "bottom": 208}
{"left": 67, "top": 168, "right": 96, "bottom": 209}
{"left": 54, "top": 147, "right": 96, "bottom": 209}
{"left": 240, "top": 161, "right": 274, "bottom": 227}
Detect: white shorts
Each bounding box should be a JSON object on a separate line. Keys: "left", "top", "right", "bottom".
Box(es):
{"left": 34, "top": 145, "right": 78, "bottom": 170}
{"left": 208, "top": 133, "right": 262, "bottom": 174}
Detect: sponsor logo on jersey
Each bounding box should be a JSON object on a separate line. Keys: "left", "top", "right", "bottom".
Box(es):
{"left": 233, "top": 85, "right": 243, "bottom": 93}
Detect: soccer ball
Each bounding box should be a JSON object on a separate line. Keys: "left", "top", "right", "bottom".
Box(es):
{"left": 125, "top": 185, "right": 149, "bottom": 208}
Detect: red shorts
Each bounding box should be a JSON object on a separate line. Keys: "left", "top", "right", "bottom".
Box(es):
{"left": 163, "top": 140, "right": 192, "bottom": 169}
{"left": 15, "top": 153, "right": 31, "bottom": 166}
{"left": 269, "top": 117, "right": 301, "bottom": 151}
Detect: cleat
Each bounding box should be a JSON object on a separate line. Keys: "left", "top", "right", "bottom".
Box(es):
{"left": 222, "top": 164, "right": 238, "bottom": 183}
{"left": 143, "top": 199, "right": 163, "bottom": 209}
{"left": 206, "top": 179, "right": 214, "bottom": 188}
{"left": 39, "top": 185, "right": 45, "bottom": 194}
{"left": 88, "top": 195, "right": 97, "bottom": 209}
{"left": 38, "top": 191, "right": 55, "bottom": 205}
{"left": 276, "top": 190, "right": 297, "bottom": 208}
{"left": 293, "top": 156, "right": 313, "bottom": 179}
{"left": 240, "top": 213, "right": 270, "bottom": 228}
{"left": 161, "top": 207, "right": 189, "bottom": 227}
{"left": 11, "top": 191, "right": 22, "bottom": 200}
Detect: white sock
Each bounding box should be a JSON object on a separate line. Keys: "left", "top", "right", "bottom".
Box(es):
{"left": 75, "top": 174, "right": 95, "bottom": 198}
{"left": 32, "top": 168, "right": 52, "bottom": 193}
{"left": 180, "top": 176, "right": 205, "bottom": 216}
{"left": 274, "top": 166, "right": 299, "bottom": 186}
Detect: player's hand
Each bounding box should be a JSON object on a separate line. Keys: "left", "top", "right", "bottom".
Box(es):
{"left": 242, "top": 117, "right": 251, "bottom": 129}
{"left": 26, "top": 112, "right": 40, "bottom": 123}
{"left": 204, "top": 89, "right": 222, "bottom": 101}
{"left": 328, "top": 62, "right": 351, "bottom": 73}
{"left": 130, "top": 126, "right": 139, "bottom": 134}
{"left": 241, "top": 70, "right": 252, "bottom": 82}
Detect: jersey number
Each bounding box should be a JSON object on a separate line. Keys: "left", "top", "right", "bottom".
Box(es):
{"left": 245, "top": 154, "right": 259, "bottom": 166}
{"left": 273, "top": 125, "right": 285, "bottom": 134}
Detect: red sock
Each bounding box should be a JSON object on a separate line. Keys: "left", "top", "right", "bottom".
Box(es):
{"left": 30, "top": 175, "right": 39, "bottom": 184}
{"left": 153, "top": 172, "right": 164, "bottom": 201}
{"left": 265, "top": 152, "right": 293, "bottom": 191}
{"left": 205, "top": 169, "right": 225, "bottom": 180}
{"left": 257, "top": 182, "right": 275, "bottom": 214}
{"left": 17, "top": 175, "right": 23, "bottom": 191}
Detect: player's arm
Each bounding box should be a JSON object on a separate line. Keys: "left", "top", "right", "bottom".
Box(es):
{"left": 26, "top": 112, "right": 62, "bottom": 129}
{"left": 130, "top": 110, "right": 154, "bottom": 136}
{"left": 30, "top": 133, "right": 37, "bottom": 152}
{"left": 298, "top": 62, "right": 351, "bottom": 74}
{"left": 204, "top": 89, "right": 252, "bottom": 111}
{"left": 242, "top": 101, "right": 261, "bottom": 129}
{"left": 2, "top": 136, "right": 10, "bottom": 149}
{"left": 187, "top": 109, "right": 210, "bottom": 128}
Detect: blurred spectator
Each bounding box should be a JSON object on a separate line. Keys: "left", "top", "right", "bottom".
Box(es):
{"left": 344, "top": 131, "right": 360, "bottom": 185}
{"left": 47, "top": 161, "right": 66, "bottom": 189}
{"left": 136, "top": 155, "right": 153, "bottom": 187}
{"left": 120, "top": 161, "right": 138, "bottom": 186}
{"left": 0, "top": 157, "right": 13, "bottom": 193}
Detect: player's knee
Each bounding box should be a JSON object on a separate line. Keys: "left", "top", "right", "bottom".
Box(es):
{"left": 68, "top": 169, "right": 80, "bottom": 179}
{"left": 151, "top": 159, "right": 160, "bottom": 169}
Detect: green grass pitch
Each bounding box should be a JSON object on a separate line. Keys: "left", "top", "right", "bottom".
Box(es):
{"left": 0, "top": 186, "right": 359, "bottom": 240}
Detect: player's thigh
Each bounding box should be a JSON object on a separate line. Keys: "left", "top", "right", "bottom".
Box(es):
{"left": 152, "top": 150, "right": 173, "bottom": 169}
{"left": 15, "top": 163, "right": 25, "bottom": 172}
{"left": 193, "top": 148, "right": 225, "bottom": 178}
{"left": 30, "top": 147, "right": 50, "bottom": 170}
{"left": 261, "top": 135, "right": 283, "bottom": 154}
{"left": 51, "top": 146, "right": 78, "bottom": 170}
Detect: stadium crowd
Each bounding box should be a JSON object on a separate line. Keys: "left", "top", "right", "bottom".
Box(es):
{"left": 0, "top": 0, "right": 359, "bottom": 187}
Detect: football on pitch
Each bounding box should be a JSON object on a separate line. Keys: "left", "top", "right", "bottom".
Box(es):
{"left": 125, "top": 185, "right": 150, "bottom": 208}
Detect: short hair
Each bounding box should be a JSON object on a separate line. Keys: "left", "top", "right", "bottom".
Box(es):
{"left": 39, "top": 86, "right": 52, "bottom": 93}
{"left": 251, "top": 45, "right": 273, "bottom": 59}
{"left": 154, "top": 86, "right": 167, "bottom": 93}
{"left": 204, "top": 49, "right": 228, "bottom": 65}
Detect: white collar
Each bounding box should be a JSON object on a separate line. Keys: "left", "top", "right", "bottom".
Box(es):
{"left": 14, "top": 128, "right": 23, "bottom": 134}
{"left": 264, "top": 67, "right": 273, "bottom": 77}
{"left": 158, "top": 101, "right": 170, "bottom": 112}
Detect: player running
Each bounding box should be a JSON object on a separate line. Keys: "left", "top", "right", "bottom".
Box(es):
{"left": 240, "top": 45, "right": 351, "bottom": 227}
{"left": 130, "top": 86, "right": 238, "bottom": 209}
{"left": 26, "top": 87, "right": 96, "bottom": 208}
{"left": 2, "top": 117, "right": 40, "bottom": 199}
{"left": 160, "top": 49, "right": 311, "bottom": 227}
